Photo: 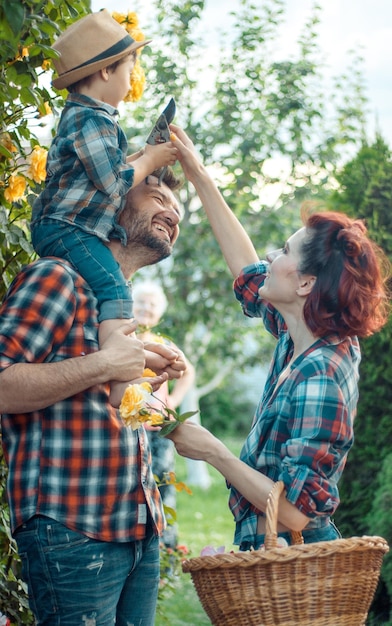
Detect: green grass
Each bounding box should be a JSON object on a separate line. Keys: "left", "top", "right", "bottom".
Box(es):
{"left": 155, "top": 436, "right": 242, "bottom": 626}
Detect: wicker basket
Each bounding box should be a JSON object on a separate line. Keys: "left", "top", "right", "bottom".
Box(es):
{"left": 182, "top": 481, "right": 389, "bottom": 626}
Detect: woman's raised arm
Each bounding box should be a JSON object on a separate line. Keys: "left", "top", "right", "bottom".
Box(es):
{"left": 171, "top": 125, "right": 259, "bottom": 278}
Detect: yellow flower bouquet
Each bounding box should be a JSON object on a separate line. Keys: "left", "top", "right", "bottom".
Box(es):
{"left": 119, "top": 380, "right": 197, "bottom": 436}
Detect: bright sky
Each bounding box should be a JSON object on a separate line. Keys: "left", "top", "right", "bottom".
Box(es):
{"left": 91, "top": 0, "right": 392, "bottom": 145}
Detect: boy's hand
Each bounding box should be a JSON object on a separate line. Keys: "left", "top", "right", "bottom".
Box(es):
{"left": 143, "top": 142, "right": 177, "bottom": 168}
{"left": 129, "top": 143, "right": 178, "bottom": 187}
{"left": 144, "top": 342, "right": 186, "bottom": 380}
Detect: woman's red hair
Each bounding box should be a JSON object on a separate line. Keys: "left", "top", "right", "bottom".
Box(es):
{"left": 298, "top": 210, "right": 391, "bottom": 338}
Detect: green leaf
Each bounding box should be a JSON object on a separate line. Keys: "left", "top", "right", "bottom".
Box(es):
{"left": 3, "top": 0, "right": 25, "bottom": 36}
{"left": 159, "top": 422, "right": 180, "bottom": 437}
{"left": 162, "top": 504, "right": 177, "bottom": 523}
{"left": 0, "top": 144, "right": 14, "bottom": 159}
{"left": 176, "top": 410, "right": 198, "bottom": 422}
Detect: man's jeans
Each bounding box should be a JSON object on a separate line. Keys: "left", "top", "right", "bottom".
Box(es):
{"left": 14, "top": 515, "right": 160, "bottom": 626}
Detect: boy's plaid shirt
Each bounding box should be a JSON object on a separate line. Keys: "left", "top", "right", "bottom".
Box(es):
{"left": 31, "top": 93, "right": 135, "bottom": 244}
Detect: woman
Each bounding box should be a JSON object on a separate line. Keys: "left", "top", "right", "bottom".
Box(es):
{"left": 169, "top": 125, "right": 391, "bottom": 548}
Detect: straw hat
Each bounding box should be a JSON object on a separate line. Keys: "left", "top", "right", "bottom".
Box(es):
{"left": 51, "top": 10, "right": 151, "bottom": 90}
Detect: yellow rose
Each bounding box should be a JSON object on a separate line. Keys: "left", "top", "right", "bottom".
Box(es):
{"left": 4, "top": 174, "right": 26, "bottom": 202}
{"left": 149, "top": 412, "right": 165, "bottom": 426}
{"left": 129, "top": 27, "right": 144, "bottom": 42}
{"left": 15, "top": 46, "right": 29, "bottom": 61}
{"left": 111, "top": 11, "right": 126, "bottom": 26}
{"left": 140, "top": 381, "right": 153, "bottom": 393}
{"left": 120, "top": 382, "right": 152, "bottom": 423}
{"left": 143, "top": 368, "right": 157, "bottom": 377}
{"left": 28, "top": 145, "right": 47, "bottom": 183}
{"left": 126, "top": 11, "right": 139, "bottom": 29}
{"left": 111, "top": 12, "right": 145, "bottom": 45}
{"left": 124, "top": 59, "right": 145, "bottom": 103}
{"left": 123, "top": 411, "right": 145, "bottom": 430}
{"left": 1, "top": 133, "right": 17, "bottom": 157}
{"left": 38, "top": 102, "right": 52, "bottom": 118}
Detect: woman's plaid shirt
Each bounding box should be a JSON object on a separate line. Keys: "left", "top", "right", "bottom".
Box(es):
{"left": 229, "top": 261, "right": 360, "bottom": 546}
{"left": 0, "top": 258, "right": 164, "bottom": 541}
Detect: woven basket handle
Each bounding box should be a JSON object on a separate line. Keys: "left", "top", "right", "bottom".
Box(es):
{"left": 264, "top": 480, "right": 303, "bottom": 549}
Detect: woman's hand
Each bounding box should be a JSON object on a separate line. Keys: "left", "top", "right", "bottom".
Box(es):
{"left": 167, "top": 421, "right": 223, "bottom": 462}
{"left": 169, "top": 125, "right": 204, "bottom": 184}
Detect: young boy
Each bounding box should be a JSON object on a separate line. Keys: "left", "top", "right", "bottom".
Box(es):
{"left": 31, "top": 11, "right": 178, "bottom": 406}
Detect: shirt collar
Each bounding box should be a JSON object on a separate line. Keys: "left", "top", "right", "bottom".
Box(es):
{"left": 66, "top": 93, "right": 119, "bottom": 116}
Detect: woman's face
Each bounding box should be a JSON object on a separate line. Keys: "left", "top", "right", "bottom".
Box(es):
{"left": 259, "top": 227, "right": 308, "bottom": 305}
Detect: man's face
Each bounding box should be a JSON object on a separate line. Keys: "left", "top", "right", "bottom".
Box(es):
{"left": 120, "top": 176, "right": 181, "bottom": 264}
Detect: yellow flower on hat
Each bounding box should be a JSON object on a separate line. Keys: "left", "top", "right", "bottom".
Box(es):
{"left": 112, "top": 11, "right": 139, "bottom": 32}
{"left": 4, "top": 174, "right": 26, "bottom": 202}
{"left": 28, "top": 145, "right": 47, "bottom": 183}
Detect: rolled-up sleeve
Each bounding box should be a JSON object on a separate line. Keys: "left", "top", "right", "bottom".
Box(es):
{"left": 234, "top": 261, "right": 285, "bottom": 339}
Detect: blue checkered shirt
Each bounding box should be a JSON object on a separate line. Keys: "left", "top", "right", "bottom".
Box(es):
{"left": 229, "top": 261, "right": 359, "bottom": 546}
{"left": 31, "top": 93, "right": 135, "bottom": 244}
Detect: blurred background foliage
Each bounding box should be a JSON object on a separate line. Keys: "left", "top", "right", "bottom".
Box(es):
{"left": 0, "top": 0, "right": 391, "bottom": 622}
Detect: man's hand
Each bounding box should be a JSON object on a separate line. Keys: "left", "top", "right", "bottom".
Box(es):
{"left": 130, "top": 371, "right": 169, "bottom": 393}
{"left": 100, "top": 320, "right": 145, "bottom": 382}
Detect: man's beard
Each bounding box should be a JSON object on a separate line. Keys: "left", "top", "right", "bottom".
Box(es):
{"left": 124, "top": 213, "right": 172, "bottom": 265}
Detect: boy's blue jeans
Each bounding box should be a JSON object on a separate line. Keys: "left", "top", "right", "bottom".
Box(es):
{"left": 14, "top": 515, "right": 160, "bottom": 626}
{"left": 31, "top": 220, "right": 133, "bottom": 322}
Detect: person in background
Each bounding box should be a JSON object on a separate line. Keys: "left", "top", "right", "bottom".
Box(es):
{"left": 168, "top": 125, "right": 391, "bottom": 549}
{"left": 133, "top": 280, "right": 195, "bottom": 548}
{"left": 31, "top": 10, "right": 178, "bottom": 407}
{"left": 0, "top": 168, "right": 184, "bottom": 626}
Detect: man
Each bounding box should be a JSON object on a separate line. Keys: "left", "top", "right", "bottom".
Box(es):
{"left": 0, "top": 169, "right": 184, "bottom": 626}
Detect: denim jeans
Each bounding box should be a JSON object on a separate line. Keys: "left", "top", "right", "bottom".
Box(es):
{"left": 14, "top": 515, "right": 160, "bottom": 626}
{"left": 32, "top": 220, "right": 132, "bottom": 322}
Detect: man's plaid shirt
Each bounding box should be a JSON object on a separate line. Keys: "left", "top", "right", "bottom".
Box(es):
{"left": 0, "top": 258, "right": 164, "bottom": 541}
{"left": 229, "top": 261, "right": 359, "bottom": 546}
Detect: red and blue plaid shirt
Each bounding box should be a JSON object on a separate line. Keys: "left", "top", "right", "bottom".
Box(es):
{"left": 0, "top": 258, "right": 164, "bottom": 541}
{"left": 230, "top": 261, "right": 359, "bottom": 545}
